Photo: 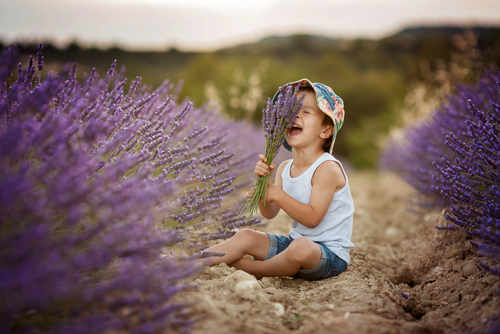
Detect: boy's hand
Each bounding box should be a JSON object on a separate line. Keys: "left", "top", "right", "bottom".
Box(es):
{"left": 245, "top": 187, "right": 255, "bottom": 199}
{"left": 254, "top": 154, "right": 275, "bottom": 178}
{"left": 245, "top": 187, "right": 264, "bottom": 204}
{"left": 245, "top": 184, "right": 277, "bottom": 205}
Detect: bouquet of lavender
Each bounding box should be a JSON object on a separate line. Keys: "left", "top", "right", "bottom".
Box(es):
{"left": 239, "top": 84, "right": 304, "bottom": 218}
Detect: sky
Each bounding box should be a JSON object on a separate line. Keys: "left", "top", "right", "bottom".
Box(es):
{"left": 1, "top": 0, "right": 499, "bottom": 51}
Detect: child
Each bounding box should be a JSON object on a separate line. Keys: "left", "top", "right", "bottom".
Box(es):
{"left": 206, "top": 79, "right": 354, "bottom": 281}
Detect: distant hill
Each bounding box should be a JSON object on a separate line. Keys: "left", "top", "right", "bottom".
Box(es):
{"left": 3, "top": 25, "right": 499, "bottom": 65}
{"left": 395, "top": 26, "right": 500, "bottom": 38}
{"left": 217, "top": 26, "right": 500, "bottom": 57}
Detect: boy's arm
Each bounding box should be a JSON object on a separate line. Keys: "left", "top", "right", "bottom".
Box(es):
{"left": 258, "top": 159, "right": 290, "bottom": 219}
{"left": 265, "top": 161, "right": 345, "bottom": 228}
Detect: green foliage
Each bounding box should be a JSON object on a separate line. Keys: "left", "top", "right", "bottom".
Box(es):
{"left": 5, "top": 27, "right": 500, "bottom": 168}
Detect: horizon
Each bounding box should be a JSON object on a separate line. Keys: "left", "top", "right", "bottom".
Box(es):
{"left": 3, "top": 24, "right": 499, "bottom": 53}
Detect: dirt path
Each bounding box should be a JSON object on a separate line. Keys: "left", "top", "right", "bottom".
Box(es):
{"left": 183, "top": 172, "right": 500, "bottom": 334}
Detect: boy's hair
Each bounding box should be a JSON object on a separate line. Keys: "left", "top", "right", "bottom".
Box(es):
{"left": 299, "top": 86, "right": 334, "bottom": 153}
{"left": 322, "top": 114, "right": 334, "bottom": 153}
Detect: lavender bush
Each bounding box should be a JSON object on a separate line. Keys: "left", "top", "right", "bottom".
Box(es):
{"left": 0, "top": 45, "right": 261, "bottom": 333}
{"left": 381, "top": 70, "right": 500, "bottom": 276}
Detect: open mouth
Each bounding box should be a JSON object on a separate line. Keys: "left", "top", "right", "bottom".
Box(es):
{"left": 289, "top": 124, "right": 302, "bottom": 136}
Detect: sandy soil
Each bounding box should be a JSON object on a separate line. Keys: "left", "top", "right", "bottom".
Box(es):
{"left": 181, "top": 172, "right": 500, "bottom": 334}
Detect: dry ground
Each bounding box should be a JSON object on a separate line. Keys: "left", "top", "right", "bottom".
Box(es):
{"left": 181, "top": 172, "right": 500, "bottom": 334}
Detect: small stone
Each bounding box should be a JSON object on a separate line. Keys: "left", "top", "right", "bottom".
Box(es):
{"left": 272, "top": 302, "right": 285, "bottom": 317}
{"left": 385, "top": 226, "right": 399, "bottom": 237}
{"left": 224, "top": 270, "right": 257, "bottom": 283}
{"left": 235, "top": 280, "right": 262, "bottom": 291}
{"left": 264, "top": 287, "right": 278, "bottom": 294}
{"left": 484, "top": 275, "right": 498, "bottom": 286}
{"left": 430, "top": 266, "right": 444, "bottom": 275}
{"left": 462, "top": 261, "right": 478, "bottom": 278}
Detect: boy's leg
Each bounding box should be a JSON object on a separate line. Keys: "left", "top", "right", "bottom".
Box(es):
{"left": 232, "top": 237, "right": 322, "bottom": 279}
{"left": 203, "top": 229, "right": 271, "bottom": 266}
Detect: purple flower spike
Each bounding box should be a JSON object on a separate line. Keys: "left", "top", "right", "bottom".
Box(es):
{"left": 37, "top": 43, "right": 44, "bottom": 71}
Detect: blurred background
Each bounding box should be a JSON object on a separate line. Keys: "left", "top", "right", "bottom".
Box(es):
{"left": 2, "top": 0, "right": 500, "bottom": 168}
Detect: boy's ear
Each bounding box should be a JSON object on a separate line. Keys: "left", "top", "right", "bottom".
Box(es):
{"left": 320, "top": 125, "right": 334, "bottom": 139}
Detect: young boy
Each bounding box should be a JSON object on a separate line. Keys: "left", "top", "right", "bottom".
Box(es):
{"left": 206, "top": 79, "right": 354, "bottom": 281}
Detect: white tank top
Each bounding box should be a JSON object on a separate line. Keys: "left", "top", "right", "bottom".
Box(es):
{"left": 282, "top": 153, "right": 355, "bottom": 264}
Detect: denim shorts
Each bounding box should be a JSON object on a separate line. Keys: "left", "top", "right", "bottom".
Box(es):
{"left": 264, "top": 232, "right": 348, "bottom": 281}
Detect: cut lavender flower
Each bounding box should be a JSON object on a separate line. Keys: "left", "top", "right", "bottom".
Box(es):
{"left": 239, "top": 84, "right": 304, "bottom": 219}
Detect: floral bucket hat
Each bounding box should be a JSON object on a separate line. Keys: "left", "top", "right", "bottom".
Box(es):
{"left": 272, "top": 78, "right": 345, "bottom": 155}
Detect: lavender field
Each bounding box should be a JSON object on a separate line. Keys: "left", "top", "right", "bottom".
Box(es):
{"left": 1, "top": 43, "right": 499, "bottom": 334}
{"left": 0, "top": 45, "right": 265, "bottom": 333}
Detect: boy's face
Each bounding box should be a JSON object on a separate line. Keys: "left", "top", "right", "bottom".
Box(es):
{"left": 285, "top": 90, "right": 332, "bottom": 152}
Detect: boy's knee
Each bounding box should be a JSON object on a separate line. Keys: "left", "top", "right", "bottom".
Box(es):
{"left": 233, "top": 229, "right": 269, "bottom": 255}
{"left": 233, "top": 229, "right": 262, "bottom": 246}
{"left": 234, "top": 229, "right": 255, "bottom": 240}
{"left": 287, "top": 237, "right": 320, "bottom": 264}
